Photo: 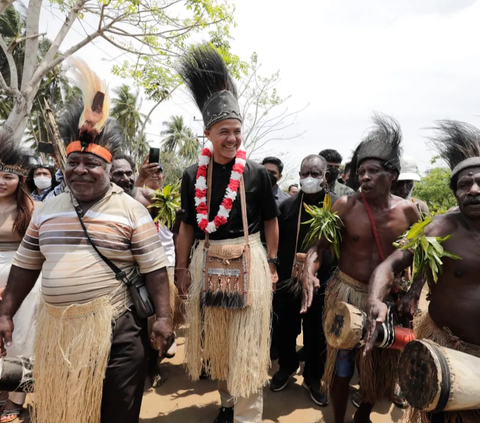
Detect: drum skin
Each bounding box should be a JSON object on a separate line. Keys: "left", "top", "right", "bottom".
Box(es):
{"left": 399, "top": 340, "right": 480, "bottom": 412}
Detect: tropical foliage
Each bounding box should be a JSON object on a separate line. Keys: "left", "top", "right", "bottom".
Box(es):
{"left": 394, "top": 218, "right": 461, "bottom": 283}
{"left": 150, "top": 184, "right": 181, "bottom": 230}
{"left": 0, "top": 6, "right": 80, "bottom": 153}
{"left": 302, "top": 194, "right": 343, "bottom": 258}
{"left": 160, "top": 115, "right": 199, "bottom": 162}
{"left": 413, "top": 167, "right": 457, "bottom": 212}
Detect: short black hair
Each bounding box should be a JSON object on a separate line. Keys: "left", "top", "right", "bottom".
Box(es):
{"left": 319, "top": 149, "right": 343, "bottom": 164}
{"left": 288, "top": 184, "right": 298, "bottom": 191}
{"left": 26, "top": 165, "right": 57, "bottom": 193}
{"left": 112, "top": 154, "right": 136, "bottom": 171}
{"left": 262, "top": 156, "right": 284, "bottom": 174}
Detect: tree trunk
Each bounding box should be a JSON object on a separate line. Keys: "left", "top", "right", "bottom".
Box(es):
{"left": 0, "top": 0, "right": 16, "bottom": 14}
{"left": 3, "top": 95, "right": 29, "bottom": 142}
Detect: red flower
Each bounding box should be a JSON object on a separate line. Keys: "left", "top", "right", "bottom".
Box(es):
{"left": 222, "top": 197, "right": 233, "bottom": 209}
{"left": 198, "top": 219, "right": 209, "bottom": 231}
{"left": 196, "top": 165, "right": 207, "bottom": 178}
{"left": 232, "top": 163, "right": 245, "bottom": 174}
{"left": 228, "top": 179, "right": 240, "bottom": 191}
{"left": 202, "top": 148, "right": 211, "bottom": 157}
{"left": 197, "top": 202, "right": 208, "bottom": 215}
{"left": 236, "top": 150, "right": 246, "bottom": 160}
{"left": 195, "top": 188, "right": 207, "bottom": 199}
{"left": 214, "top": 215, "right": 227, "bottom": 227}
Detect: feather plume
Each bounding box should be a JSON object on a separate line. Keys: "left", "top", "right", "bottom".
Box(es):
{"left": 0, "top": 129, "right": 31, "bottom": 176}
{"left": 177, "top": 43, "right": 238, "bottom": 112}
{"left": 356, "top": 113, "right": 403, "bottom": 176}
{"left": 67, "top": 57, "right": 110, "bottom": 147}
{"left": 430, "top": 120, "right": 480, "bottom": 171}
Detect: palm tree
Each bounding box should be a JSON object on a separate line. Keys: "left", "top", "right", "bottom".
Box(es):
{"left": 160, "top": 115, "right": 198, "bottom": 161}
{"left": 110, "top": 84, "right": 147, "bottom": 151}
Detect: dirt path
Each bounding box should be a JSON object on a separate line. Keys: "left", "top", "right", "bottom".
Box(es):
{"left": 140, "top": 327, "right": 405, "bottom": 423}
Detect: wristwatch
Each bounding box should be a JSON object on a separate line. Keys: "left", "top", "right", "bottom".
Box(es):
{"left": 267, "top": 256, "right": 280, "bottom": 266}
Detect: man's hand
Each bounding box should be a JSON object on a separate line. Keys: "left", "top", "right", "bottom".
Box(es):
{"left": 269, "top": 263, "right": 278, "bottom": 291}
{"left": 0, "top": 316, "right": 14, "bottom": 356}
{"left": 0, "top": 287, "right": 5, "bottom": 301}
{"left": 150, "top": 316, "right": 173, "bottom": 358}
{"left": 136, "top": 157, "right": 160, "bottom": 187}
{"left": 364, "top": 300, "right": 388, "bottom": 354}
{"left": 397, "top": 291, "right": 419, "bottom": 322}
{"left": 300, "top": 270, "right": 320, "bottom": 314}
{"left": 175, "top": 268, "right": 191, "bottom": 298}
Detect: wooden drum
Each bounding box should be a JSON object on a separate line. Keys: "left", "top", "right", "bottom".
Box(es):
{"left": 398, "top": 339, "right": 480, "bottom": 412}
{"left": 324, "top": 301, "right": 415, "bottom": 350}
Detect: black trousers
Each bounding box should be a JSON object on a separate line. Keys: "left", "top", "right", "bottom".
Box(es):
{"left": 273, "top": 282, "right": 326, "bottom": 383}
{"left": 101, "top": 309, "right": 148, "bottom": 423}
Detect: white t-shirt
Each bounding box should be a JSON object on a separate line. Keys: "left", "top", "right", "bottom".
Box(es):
{"left": 157, "top": 225, "right": 175, "bottom": 267}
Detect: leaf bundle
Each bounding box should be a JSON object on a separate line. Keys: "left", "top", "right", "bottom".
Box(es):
{"left": 149, "top": 184, "right": 181, "bottom": 230}
{"left": 393, "top": 217, "right": 461, "bottom": 283}
{"left": 302, "top": 194, "right": 343, "bottom": 259}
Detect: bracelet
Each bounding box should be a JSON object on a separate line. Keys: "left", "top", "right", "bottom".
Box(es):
{"left": 156, "top": 315, "right": 172, "bottom": 319}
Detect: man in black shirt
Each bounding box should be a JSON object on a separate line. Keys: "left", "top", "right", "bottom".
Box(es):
{"left": 175, "top": 44, "right": 279, "bottom": 423}
{"left": 271, "top": 154, "right": 337, "bottom": 407}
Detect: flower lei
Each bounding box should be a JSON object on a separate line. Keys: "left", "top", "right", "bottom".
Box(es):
{"left": 194, "top": 141, "right": 247, "bottom": 234}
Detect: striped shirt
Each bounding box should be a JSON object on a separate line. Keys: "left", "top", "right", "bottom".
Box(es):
{"left": 13, "top": 184, "right": 169, "bottom": 310}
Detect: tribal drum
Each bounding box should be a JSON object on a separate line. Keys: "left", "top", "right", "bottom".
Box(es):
{"left": 324, "top": 301, "right": 415, "bottom": 350}
{"left": 398, "top": 339, "right": 480, "bottom": 412}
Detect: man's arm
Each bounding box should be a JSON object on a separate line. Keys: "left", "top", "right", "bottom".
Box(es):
{"left": 175, "top": 221, "right": 195, "bottom": 297}
{"left": 264, "top": 217, "right": 279, "bottom": 287}
{"left": 145, "top": 267, "right": 173, "bottom": 357}
{"left": 300, "top": 195, "right": 348, "bottom": 313}
{"left": 135, "top": 158, "right": 160, "bottom": 188}
{"left": 0, "top": 266, "right": 40, "bottom": 354}
{"left": 364, "top": 248, "right": 413, "bottom": 353}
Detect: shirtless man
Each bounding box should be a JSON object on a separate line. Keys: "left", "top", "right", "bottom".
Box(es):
{"left": 366, "top": 120, "right": 480, "bottom": 423}
{"left": 301, "top": 115, "right": 420, "bottom": 423}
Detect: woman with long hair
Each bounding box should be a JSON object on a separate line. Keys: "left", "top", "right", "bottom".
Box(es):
{"left": 0, "top": 131, "right": 41, "bottom": 422}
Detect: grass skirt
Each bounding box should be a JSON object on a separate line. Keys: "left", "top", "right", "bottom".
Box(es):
{"left": 185, "top": 232, "right": 272, "bottom": 398}
{"left": 322, "top": 271, "right": 399, "bottom": 403}
{"left": 406, "top": 312, "right": 480, "bottom": 423}
{"left": 32, "top": 297, "right": 114, "bottom": 423}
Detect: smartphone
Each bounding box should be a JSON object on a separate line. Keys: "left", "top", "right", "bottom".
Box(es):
{"left": 149, "top": 147, "right": 160, "bottom": 164}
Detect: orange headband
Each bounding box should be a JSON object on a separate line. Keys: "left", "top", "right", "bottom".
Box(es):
{"left": 66, "top": 141, "right": 112, "bottom": 163}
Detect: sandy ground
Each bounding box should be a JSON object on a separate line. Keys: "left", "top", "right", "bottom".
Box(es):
{"left": 139, "top": 327, "right": 405, "bottom": 423}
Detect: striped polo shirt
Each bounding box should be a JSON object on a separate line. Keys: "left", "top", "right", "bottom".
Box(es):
{"left": 13, "top": 184, "right": 169, "bottom": 311}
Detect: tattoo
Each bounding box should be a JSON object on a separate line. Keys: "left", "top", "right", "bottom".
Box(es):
{"left": 454, "top": 269, "right": 463, "bottom": 278}
{"left": 352, "top": 234, "right": 360, "bottom": 242}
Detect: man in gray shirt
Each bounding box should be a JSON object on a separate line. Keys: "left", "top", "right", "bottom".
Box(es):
{"left": 262, "top": 156, "right": 290, "bottom": 205}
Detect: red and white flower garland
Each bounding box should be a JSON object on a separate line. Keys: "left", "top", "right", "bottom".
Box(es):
{"left": 194, "top": 141, "right": 246, "bottom": 234}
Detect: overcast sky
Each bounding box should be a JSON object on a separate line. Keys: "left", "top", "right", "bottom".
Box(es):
{"left": 38, "top": 0, "right": 480, "bottom": 186}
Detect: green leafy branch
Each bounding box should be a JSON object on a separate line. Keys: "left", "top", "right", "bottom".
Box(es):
{"left": 302, "top": 194, "right": 343, "bottom": 259}
{"left": 393, "top": 217, "right": 461, "bottom": 283}
{"left": 149, "top": 184, "right": 181, "bottom": 230}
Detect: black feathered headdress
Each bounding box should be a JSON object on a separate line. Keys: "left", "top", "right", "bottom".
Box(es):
{"left": 178, "top": 43, "right": 241, "bottom": 129}
{"left": 356, "top": 114, "right": 403, "bottom": 176}
{"left": 0, "top": 130, "right": 31, "bottom": 177}
{"left": 430, "top": 120, "right": 480, "bottom": 189}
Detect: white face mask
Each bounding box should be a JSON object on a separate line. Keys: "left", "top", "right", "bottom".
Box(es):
{"left": 34, "top": 176, "right": 52, "bottom": 190}
{"left": 300, "top": 177, "right": 323, "bottom": 194}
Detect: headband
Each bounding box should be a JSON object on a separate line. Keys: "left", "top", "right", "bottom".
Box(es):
{"left": 0, "top": 161, "right": 28, "bottom": 177}
{"left": 66, "top": 141, "right": 112, "bottom": 163}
